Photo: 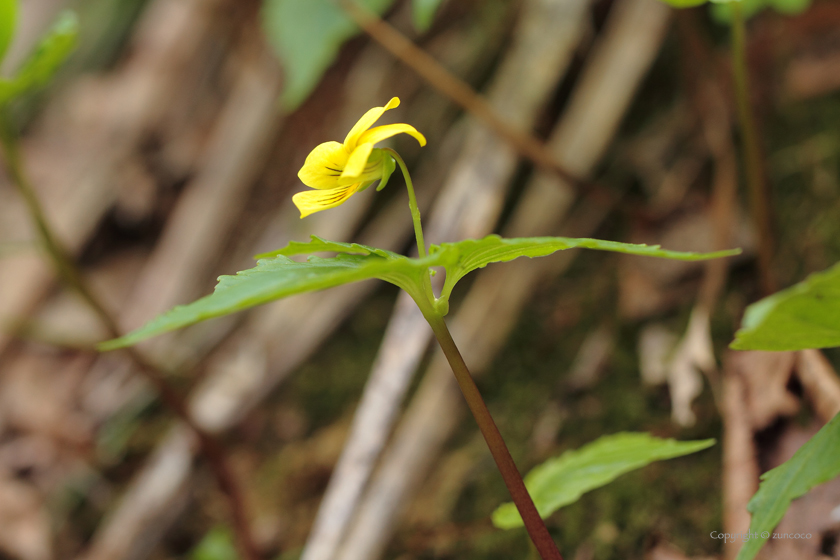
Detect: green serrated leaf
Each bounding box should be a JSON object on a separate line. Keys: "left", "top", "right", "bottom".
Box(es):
{"left": 255, "top": 235, "right": 401, "bottom": 259}
{"left": 0, "top": 11, "right": 78, "bottom": 105}
{"left": 412, "top": 0, "right": 444, "bottom": 31}
{"left": 261, "top": 0, "right": 395, "bottom": 110}
{"left": 100, "top": 235, "right": 737, "bottom": 350}
{"left": 731, "top": 261, "right": 840, "bottom": 351}
{"left": 99, "top": 248, "right": 437, "bottom": 351}
{"left": 434, "top": 235, "right": 741, "bottom": 301}
{"left": 736, "top": 412, "right": 840, "bottom": 560}
{"left": 190, "top": 527, "right": 238, "bottom": 560}
{"left": 0, "top": 0, "right": 17, "bottom": 64}
{"left": 492, "top": 433, "right": 716, "bottom": 530}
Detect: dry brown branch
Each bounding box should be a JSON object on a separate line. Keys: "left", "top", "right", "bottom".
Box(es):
{"left": 339, "top": 0, "right": 594, "bottom": 189}
{"left": 0, "top": 0, "right": 229, "bottom": 357}
{"left": 796, "top": 349, "right": 840, "bottom": 423}
{"left": 721, "top": 361, "right": 759, "bottom": 560}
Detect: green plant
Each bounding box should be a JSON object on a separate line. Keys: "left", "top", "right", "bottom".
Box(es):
{"left": 101, "top": 97, "right": 739, "bottom": 559}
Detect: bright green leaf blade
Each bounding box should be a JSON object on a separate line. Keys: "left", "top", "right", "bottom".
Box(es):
{"left": 731, "top": 261, "right": 840, "bottom": 351}
{"left": 255, "top": 235, "right": 401, "bottom": 259}
{"left": 736, "top": 412, "right": 840, "bottom": 560}
{"left": 99, "top": 251, "right": 433, "bottom": 351}
{"left": 0, "top": 0, "right": 17, "bottom": 64}
{"left": 492, "top": 433, "right": 715, "bottom": 530}
{"left": 711, "top": 0, "right": 811, "bottom": 23}
{"left": 412, "top": 0, "right": 444, "bottom": 31}
{"left": 435, "top": 235, "right": 741, "bottom": 301}
{"left": 190, "top": 527, "right": 238, "bottom": 560}
{"left": 261, "top": 0, "right": 394, "bottom": 109}
{"left": 654, "top": 0, "right": 709, "bottom": 8}
{"left": 0, "top": 11, "right": 78, "bottom": 105}
{"left": 101, "top": 234, "right": 738, "bottom": 350}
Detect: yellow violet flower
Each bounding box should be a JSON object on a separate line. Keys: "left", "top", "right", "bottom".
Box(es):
{"left": 293, "top": 97, "right": 426, "bottom": 218}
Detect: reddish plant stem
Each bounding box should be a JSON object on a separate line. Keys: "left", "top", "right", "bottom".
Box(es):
{"left": 0, "top": 113, "right": 260, "bottom": 560}
{"left": 426, "top": 314, "right": 563, "bottom": 560}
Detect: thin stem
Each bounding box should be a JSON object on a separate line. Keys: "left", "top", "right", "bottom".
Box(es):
{"left": 384, "top": 148, "right": 437, "bottom": 308}
{"left": 730, "top": 4, "right": 775, "bottom": 295}
{"left": 0, "top": 111, "right": 260, "bottom": 560}
{"left": 384, "top": 148, "right": 426, "bottom": 258}
{"left": 425, "top": 313, "right": 563, "bottom": 560}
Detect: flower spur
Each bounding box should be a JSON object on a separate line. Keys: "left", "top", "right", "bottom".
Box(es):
{"left": 292, "top": 97, "right": 426, "bottom": 218}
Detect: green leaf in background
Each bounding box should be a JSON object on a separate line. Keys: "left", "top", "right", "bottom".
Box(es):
{"left": 710, "top": 0, "right": 811, "bottom": 22}
{"left": 412, "top": 0, "right": 445, "bottom": 31}
{"left": 261, "top": 0, "right": 395, "bottom": 110}
{"left": 99, "top": 234, "right": 737, "bottom": 350}
{"left": 0, "top": 0, "right": 17, "bottom": 64}
{"left": 736, "top": 412, "right": 840, "bottom": 560}
{"left": 731, "top": 261, "right": 840, "bottom": 351}
{"left": 190, "top": 527, "right": 238, "bottom": 560}
{"left": 492, "top": 433, "right": 715, "bottom": 530}
{"left": 654, "top": 0, "right": 708, "bottom": 9}
{"left": 435, "top": 235, "right": 741, "bottom": 301}
{"left": 0, "top": 11, "right": 78, "bottom": 105}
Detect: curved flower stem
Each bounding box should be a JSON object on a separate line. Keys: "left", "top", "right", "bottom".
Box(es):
{"left": 384, "top": 148, "right": 438, "bottom": 307}
{"left": 0, "top": 111, "right": 260, "bottom": 560}
{"left": 384, "top": 148, "right": 426, "bottom": 258}
{"left": 424, "top": 313, "right": 563, "bottom": 560}
{"left": 730, "top": 3, "right": 775, "bottom": 295}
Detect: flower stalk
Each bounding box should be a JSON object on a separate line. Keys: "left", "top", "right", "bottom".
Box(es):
{"left": 384, "top": 148, "right": 426, "bottom": 258}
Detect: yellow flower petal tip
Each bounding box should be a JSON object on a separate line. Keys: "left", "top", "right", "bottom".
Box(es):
{"left": 294, "top": 98, "right": 425, "bottom": 217}
{"left": 292, "top": 183, "right": 362, "bottom": 218}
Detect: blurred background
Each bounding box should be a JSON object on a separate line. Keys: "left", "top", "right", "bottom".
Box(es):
{"left": 1, "top": 0, "right": 840, "bottom": 559}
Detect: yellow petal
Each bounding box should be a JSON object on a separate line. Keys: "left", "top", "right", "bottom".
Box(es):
{"left": 298, "top": 141, "right": 349, "bottom": 189}
{"left": 343, "top": 97, "right": 400, "bottom": 151}
{"left": 341, "top": 143, "right": 374, "bottom": 181}
{"left": 357, "top": 123, "right": 426, "bottom": 147}
{"left": 292, "top": 183, "right": 361, "bottom": 218}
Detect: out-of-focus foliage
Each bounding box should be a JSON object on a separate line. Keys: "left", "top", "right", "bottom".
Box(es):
{"left": 262, "top": 0, "right": 393, "bottom": 109}
{"left": 653, "top": 0, "right": 811, "bottom": 21}
{"left": 710, "top": 0, "right": 811, "bottom": 22}
{"left": 731, "top": 261, "right": 840, "bottom": 560}
{"left": 736, "top": 412, "right": 840, "bottom": 560}
{"left": 190, "top": 527, "right": 238, "bottom": 560}
{"left": 0, "top": 11, "right": 78, "bottom": 105}
{"left": 412, "top": 0, "right": 445, "bottom": 31}
{"left": 261, "top": 0, "right": 446, "bottom": 109}
{"left": 731, "top": 261, "right": 840, "bottom": 351}
{"left": 0, "top": 0, "right": 16, "bottom": 64}
{"left": 491, "top": 433, "right": 715, "bottom": 530}
{"left": 100, "top": 235, "right": 738, "bottom": 350}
